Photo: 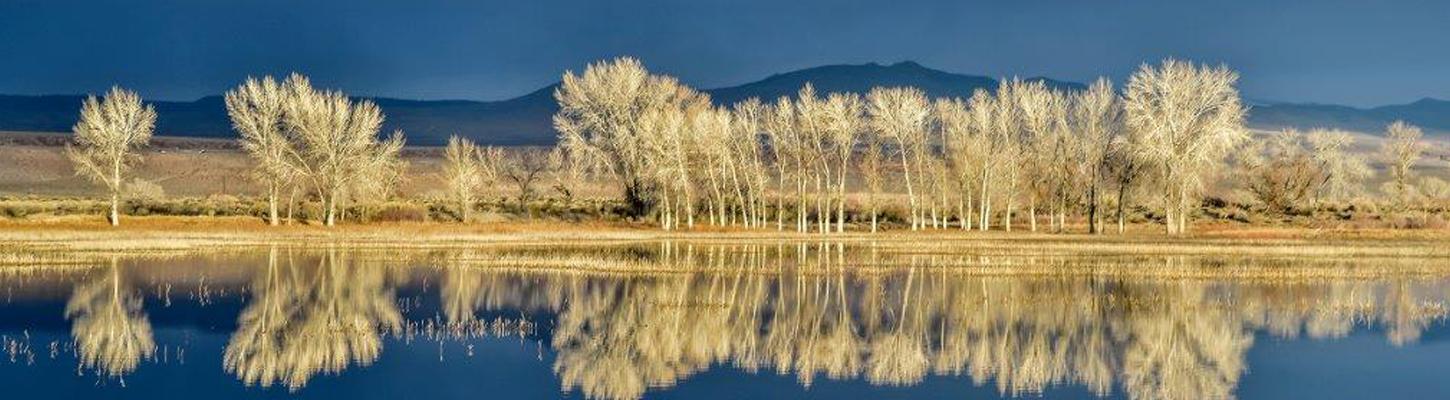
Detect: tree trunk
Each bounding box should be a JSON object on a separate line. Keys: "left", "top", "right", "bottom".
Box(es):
{"left": 1116, "top": 181, "right": 1127, "bottom": 234}
{"left": 1087, "top": 184, "right": 1098, "bottom": 234}
{"left": 836, "top": 166, "right": 847, "bottom": 233}
{"left": 958, "top": 196, "right": 968, "bottom": 230}
{"left": 898, "top": 149, "right": 918, "bottom": 231}
{"left": 1004, "top": 200, "right": 1014, "bottom": 232}
{"left": 870, "top": 203, "right": 878, "bottom": 233}
{"left": 109, "top": 192, "right": 120, "bottom": 227}
{"left": 267, "top": 184, "right": 280, "bottom": 227}
{"left": 324, "top": 194, "right": 336, "bottom": 227}
{"left": 1029, "top": 202, "right": 1037, "bottom": 232}
{"left": 1164, "top": 206, "right": 1174, "bottom": 235}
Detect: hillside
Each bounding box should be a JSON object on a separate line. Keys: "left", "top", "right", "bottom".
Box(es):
{"left": 1, "top": 62, "right": 1446, "bottom": 145}
{"left": 1249, "top": 98, "right": 1450, "bottom": 135}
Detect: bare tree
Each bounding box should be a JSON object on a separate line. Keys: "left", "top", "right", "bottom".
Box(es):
{"left": 66, "top": 87, "right": 156, "bottom": 226}
{"left": 225, "top": 76, "right": 291, "bottom": 226}
{"left": 762, "top": 97, "right": 801, "bottom": 231}
{"left": 494, "top": 147, "right": 552, "bottom": 206}
{"left": 1071, "top": 79, "right": 1125, "bottom": 233}
{"left": 553, "top": 57, "right": 704, "bottom": 218}
{"left": 730, "top": 99, "right": 771, "bottom": 228}
{"left": 1380, "top": 121, "right": 1426, "bottom": 207}
{"left": 935, "top": 98, "right": 973, "bottom": 230}
{"left": 824, "top": 92, "right": 864, "bottom": 232}
{"left": 1105, "top": 136, "right": 1145, "bottom": 234}
{"left": 1306, "top": 130, "right": 1372, "bottom": 205}
{"left": 1124, "top": 60, "right": 1247, "bottom": 234}
{"left": 279, "top": 75, "right": 405, "bottom": 226}
{"left": 866, "top": 87, "right": 930, "bottom": 230}
{"left": 1011, "top": 80, "right": 1069, "bottom": 232}
{"left": 1237, "top": 130, "right": 1318, "bottom": 211}
{"left": 859, "top": 128, "right": 888, "bottom": 232}
{"left": 964, "top": 89, "right": 1004, "bottom": 231}
{"left": 547, "top": 146, "right": 589, "bottom": 205}
{"left": 442, "top": 135, "right": 483, "bottom": 222}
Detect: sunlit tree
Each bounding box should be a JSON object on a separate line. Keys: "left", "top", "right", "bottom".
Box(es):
{"left": 280, "top": 75, "right": 406, "bottom": 226}
{"left": 866, "top": 87, "right": 930, "bottom": 230}
{"left": 442, "top": 135, "right": 484, "bottom": 222}
{"left": 66, "top": 87, "right": 156, "bottom": 226}
{"left": 554, "top": 57, "right": 704, "bottom": 218}
{"left": 1306, "top": 129, "right": 1372, "bottom": 205}
{"left": 1124, "top": 59, "right": 1247, "bottom": 234}
{"left": 226, "top": 76, "right": 292, "bottom": 226}
{"left": 1380, "top": 121, "right": 1426, "bottom": 207}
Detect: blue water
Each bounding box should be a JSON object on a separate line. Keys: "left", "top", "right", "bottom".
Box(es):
{"left": 2, "top": 245, "right": 1447, "bottom": 399}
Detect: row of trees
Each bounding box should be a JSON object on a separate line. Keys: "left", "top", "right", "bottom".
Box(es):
{"left": 67, "top": 75, "right": 407, "bottom": 226}
{"left": 553, "top": 58, "right": 1253, "bottom": 234}
{"left": 65, "top": 60, "right": 1441, "bottom": 232}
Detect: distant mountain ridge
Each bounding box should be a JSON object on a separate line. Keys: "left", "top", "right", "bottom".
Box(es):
{"left": 0, "top": 61, "right": 1445, "bottom": 145}
{"left": 1249, "top": 97, "right": 1450, "bottom": 135}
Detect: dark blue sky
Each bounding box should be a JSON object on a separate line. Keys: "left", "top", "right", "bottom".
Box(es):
{"left": 1, "top": 0, "right": 1446, "bottom": 106}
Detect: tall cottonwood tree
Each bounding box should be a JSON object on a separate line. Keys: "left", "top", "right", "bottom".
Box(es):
{"left": 1071, "top": 79, "right": 1125, "bottom": 234}
{"left": 442, "top": 135, "right": 484, "bottom": 222}
{"left": 823, "top": 92, "right": 864, "bottom": 232}
{"left": 858, "top": 128, "right": 888, "bottom": 232}
{"left": 66, "top": 87, "right": 156, "bottom": 227}
{"left": 762, "top": 97, "right": 802, "bottom": 231}
{"left": 225, "top": 76, "right": 290, "bottom": 226}
{"left": 866, "top": 87, "right": 931, "bottom": 230}
{"left": 1124, "top": 60, "right": 1247, "bottom": 234}
{"left": 280, "top": 75, "right": 405, "bottom": 226}
{"left": 934, "top": 97, "right": 974, "bottom": 230}
{"left": 1380, "top": 121, "right": 1426, "bottom": 207}
{"left": 554, "top": 57, "right": 704, "bottom": 219}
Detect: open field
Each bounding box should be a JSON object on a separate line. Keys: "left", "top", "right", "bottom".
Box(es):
{"left": 5, "top": 130, "right": 1448, "bottom": 198}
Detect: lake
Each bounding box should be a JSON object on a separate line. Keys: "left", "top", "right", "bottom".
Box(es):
{"left": 2, "top": 241, "right": 1449, "bottom": 399}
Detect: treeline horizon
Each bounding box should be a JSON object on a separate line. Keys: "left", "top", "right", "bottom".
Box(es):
{"left": 44, "top": 57, "right": 1450, "bottom": 233}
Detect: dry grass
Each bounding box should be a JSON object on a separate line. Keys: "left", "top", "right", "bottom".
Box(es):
{"left": 1, "top": 215, "right": 1447, "bottom": 279}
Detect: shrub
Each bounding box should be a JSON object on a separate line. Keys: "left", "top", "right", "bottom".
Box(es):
{"left": 369, "top": 202, "right": 429, "bottom": 223}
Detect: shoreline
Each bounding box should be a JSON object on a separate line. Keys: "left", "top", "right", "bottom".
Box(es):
{"left": 3, "top": 215, "right": 1448, "bottom": 252}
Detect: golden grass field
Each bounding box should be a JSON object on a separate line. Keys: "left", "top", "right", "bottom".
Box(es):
{"left": 0, "top": 131, "right": 622, "bottom": 199}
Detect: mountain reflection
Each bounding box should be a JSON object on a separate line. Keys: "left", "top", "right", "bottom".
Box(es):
{"left": 30, "top": 243, "right": 1450, "bottom": 399}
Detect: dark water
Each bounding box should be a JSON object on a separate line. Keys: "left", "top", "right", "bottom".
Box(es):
{"left": 2, "top": 243, "right": 1448, "bottom": 399}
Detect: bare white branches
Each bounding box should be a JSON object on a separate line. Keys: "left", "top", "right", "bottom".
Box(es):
{"left": 1381, "top": 121, "right": 1427, "bottom": 206}
{"left": 66, "top": 87, "right": 156, "bottom": 226}
{"left": 225, "top": 76, "right": 290, "bottom": 225}
{"left": 225, "top": 74, "right": 405, "bottom": 227}
{"left": 443, "top": 135, "right": 484, "bottom": 222}
{"left": 1124, "top": 59, "right": 1247, "bottom": 234}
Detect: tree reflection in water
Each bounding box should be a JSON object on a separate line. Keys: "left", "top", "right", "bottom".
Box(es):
{"left": 39, "top": 243, "right": 1450, "bottom": 399}
{"left": 223, "top": 247, "right": 403, "bottom": 390}
{"left": 434, "top": 243, "right": 1449, "bottom": 400}
{"left": 65, "top": 256, "right": 156, "bottom": 380}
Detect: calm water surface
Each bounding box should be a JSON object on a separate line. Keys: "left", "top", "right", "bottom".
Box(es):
{"left": 2, "top": 242, "right": 1448, "bottom": 399}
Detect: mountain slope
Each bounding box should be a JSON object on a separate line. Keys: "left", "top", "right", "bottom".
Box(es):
{"left": 1247, "top": 98, "right": 1450, "bottom": 136}
{"left": 0, "top": 87, "right": 560, "bottom": 146}
{"left": 2, "top": 62, "right": 1445, "bottom": 145}
{"left": 707, "top": 61, "right": 1084, "bottom": 105}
